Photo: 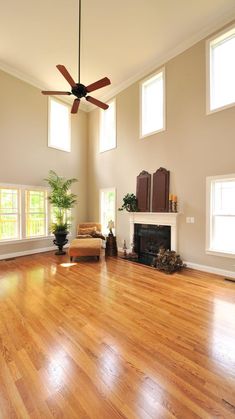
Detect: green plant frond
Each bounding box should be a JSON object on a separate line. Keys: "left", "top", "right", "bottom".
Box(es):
{"left": 45, "top": 171, "right": 78, "bottom": 233}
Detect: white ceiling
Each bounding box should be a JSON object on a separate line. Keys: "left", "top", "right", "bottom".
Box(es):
{"left": 1, "top": 0, "right": 235, "bottom": 111}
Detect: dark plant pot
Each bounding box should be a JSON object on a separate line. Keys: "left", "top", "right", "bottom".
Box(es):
{"left": 53, "top": 231, "right": 69, "bottom": 255}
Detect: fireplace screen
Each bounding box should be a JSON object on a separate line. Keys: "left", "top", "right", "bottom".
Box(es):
{"left": 134, "top": 223, "right": 171, "bottom": 265}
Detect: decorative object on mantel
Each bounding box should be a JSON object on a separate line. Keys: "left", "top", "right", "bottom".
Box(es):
{"left": 152, "top": 167, "right": 170, "bottom": 212}
{"left": 154, "top": 248, "right": 186, "bottom": 274}
{"left": 169, "top": 194, "right": 178, "bottom": 213}
{"left": 172, "top": 195, "right": 178, "bottom": 213}
{"left": 118, "top": 193, "right": 138, "bottom": 212}
{"left": 136, "top": 170, "right": 151, "bottom": 212}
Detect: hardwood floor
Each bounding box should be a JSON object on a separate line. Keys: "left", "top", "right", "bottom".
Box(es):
{"left": 0, "top": 252, "right": 235, "bottom": 418}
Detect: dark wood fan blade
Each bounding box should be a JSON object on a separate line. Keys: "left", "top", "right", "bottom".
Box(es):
{"left": 86, "top": 96, "right": 109, "bottom": 110}
{"left": 56, "top": 65, "right": 77, "bottom": 88}
{"left": 71, "top": 99, "right": 80, "bottom": 114}
{"left": 41, "top": 91, "right": 71, "bottom": 95}
{"left": 86, "top": 77, "right": 111, "bottom": 93}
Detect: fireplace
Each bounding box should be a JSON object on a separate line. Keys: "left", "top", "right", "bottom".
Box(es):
{"left": 129, "top": 212, "right": 179, "bottom": 266}
{"left": 134, "top": 224, "right": 171, "bottom": 266}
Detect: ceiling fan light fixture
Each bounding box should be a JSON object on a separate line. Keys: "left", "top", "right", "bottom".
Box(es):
{"left": 41, "top": 0, "right": 111, "bottom": 114}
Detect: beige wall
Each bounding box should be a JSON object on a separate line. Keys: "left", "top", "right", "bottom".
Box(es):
{"left": 88, "top": 25, "right": 235, "bottom": 272}
{"left": 0, "top": 69, "right": 88, "bottom": 257}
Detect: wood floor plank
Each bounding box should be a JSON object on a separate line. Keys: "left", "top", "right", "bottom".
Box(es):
{"left": 0, "top": 252, "right": 235, "bottom": 418}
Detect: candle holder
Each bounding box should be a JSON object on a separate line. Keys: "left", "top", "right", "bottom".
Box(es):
{"left": 169, "top": 199, "right": 173, "bottom": 212}
{"left": 172, "top": 201, "right": 177, "bottom": 212}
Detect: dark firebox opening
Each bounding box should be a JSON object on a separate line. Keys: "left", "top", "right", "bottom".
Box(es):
{"left": 134, "top": 224, "right": 171, "bottom": 266}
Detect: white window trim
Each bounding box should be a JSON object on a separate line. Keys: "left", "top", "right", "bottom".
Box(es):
{"left": 206, "top": 174, "right": 235, "bottom": 258}
{"left": 99, "top": 187, "right": 116, "bottom": 235}
{"left": 99, "top": 98, "right": 117, "bottom": 153}
{"left": 206, "top": 24, "right": 235, "bottom": 115}
{"left": 0, "top": 183, "right": 51, "bottom": 245}
{"left": 139, "top": 67, "right": 166, "bottom": 139}
{"left": 48, "top": 97, "right": 71, "bottom": 152}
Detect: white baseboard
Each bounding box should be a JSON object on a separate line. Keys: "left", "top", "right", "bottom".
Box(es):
{"left": 185, "top": 261, "right": 235, "bottom": 279}
{"left": 0, "top": 244, "right": 69, "bottom": 261}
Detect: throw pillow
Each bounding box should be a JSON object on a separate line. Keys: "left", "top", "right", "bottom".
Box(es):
{"left": 91, "top": 230, "right": 106, "bottom": 240}
{"left": 78, "top": 227, "right": 97, "bottom": 235}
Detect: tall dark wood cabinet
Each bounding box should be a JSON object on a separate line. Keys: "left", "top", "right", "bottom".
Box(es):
{"left": 136, "top": 170, "right": 151, "bottom": 212}
{"left": 152, "top": 167, "right": 170, "bottom": 212}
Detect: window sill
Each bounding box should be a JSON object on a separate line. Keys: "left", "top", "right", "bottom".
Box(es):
{"left": 0, "top": 236, "right": 54, "bottom": 246}
{"left": 140, "top": 126, "right": 165, "bottom": 139}
{"left": 206, "top": 100, "right": 235, "bottom": 115}
{"left": 206, "top": 248, "right": 235, "bottom": 259}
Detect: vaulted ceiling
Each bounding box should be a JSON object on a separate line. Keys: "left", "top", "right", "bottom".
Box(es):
{"left": 1, "top": 0, "right": 235, "bottom": 110}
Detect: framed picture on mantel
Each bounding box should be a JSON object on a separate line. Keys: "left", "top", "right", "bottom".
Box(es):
{"left": 152, "top": 167, "right": 170, "bottom": 212}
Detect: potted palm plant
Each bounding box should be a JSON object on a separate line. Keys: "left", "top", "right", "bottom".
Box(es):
{"left": 45, "top": 170, "right": 78, "bottom": 255}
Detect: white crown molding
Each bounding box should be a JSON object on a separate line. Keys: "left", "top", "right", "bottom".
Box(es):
{"left": 0, "top": 11, "right": 234, "bottom": 114}
{"left": 88, "top": 12, "right": 235, "bottom": 110}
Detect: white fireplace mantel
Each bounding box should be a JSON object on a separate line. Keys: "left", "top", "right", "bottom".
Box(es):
{"left": 130, "top": 212, "right": 179, "bottom": 252}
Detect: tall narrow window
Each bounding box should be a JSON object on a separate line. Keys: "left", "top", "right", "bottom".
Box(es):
{"left": 100, "top": 99, "right": 116, "bottom": 152}
{"left": 100, "top": 188, "right": 116, "bottom": 235}
{"left": 48, "top": 97, "right": 71, "bottom": 152}
{"left": 140, "top": 69, "right": 165, "bottom": 138}
{"left": 208, "top": 26, "right": 235, "bottom": 112}
{"left": 25, "top": 190, "right": 47, "bottom": 238}
{"left": 0, "top": 188, "right": 19, "bottom": 240}
{"left": 206, "top": 175, "right": 235, "bottom": 256}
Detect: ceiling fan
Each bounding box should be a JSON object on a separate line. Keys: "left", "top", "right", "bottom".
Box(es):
{"left": 41, "top": 0, "right": 111, "bottom": 113}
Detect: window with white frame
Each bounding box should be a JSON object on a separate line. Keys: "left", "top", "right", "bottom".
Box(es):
{"left": 100, "top": 188, "right": 116, "bottom": 235}
{"left": 25, "top": 190, "right": 47, "bottom": 238}
{"left": 48, "top": 97, "right": 71, "bottom": 152}
{"left": 0, "top": 184, "right": 49, "bottom": 243}
{"left": 99, "top": 99, "right": 116, "bottom": 152}
{"left": 207, "top": 25, "right": 235, "bottom": 113}
{"left": 0, "top": 188, "right": 20, "bottom": 241}
{"left": 206, "top": 175, "right": 235, "bottom": 256}
{"left": 140, "top": 69, "right": 165, "bottom": 138}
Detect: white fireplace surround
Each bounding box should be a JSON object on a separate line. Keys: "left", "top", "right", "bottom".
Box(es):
{"left": 130, "top": 212, "right": 179, "bottom": 252}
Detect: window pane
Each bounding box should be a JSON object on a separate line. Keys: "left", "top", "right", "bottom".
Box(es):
{"left": 212, "top": 215, "right": 235, "bottom": 253}
{"left": 213, "top": 180, "right": 235, "bottom": 215}
{"left": 100, "top": 100, "right": 116, "bottom": 152}
{"left": 0, "top": 189, "right": 18, "bottom": 213}
{"left": 0, "top": 214, "right": 18, "bottom": 240}
{"left": 100, "top": 189, "right": 115, "bottom": 234}
{"left": 26, "top": 190, "right": 46, "bottom": 237}
{"left": 210, "top": 28, "right": 235, "bottom": 110}
{"left": 141, "top": 71, "right": 164, "bottom": 136}
{"left": 48, "top": 98, "right": 71, "bottom": 152}
{"left": 0, "top": 188, "right": 19, "bottom": 240}
{"left": 27, "top": 214, "right": 45, "bottom": 237}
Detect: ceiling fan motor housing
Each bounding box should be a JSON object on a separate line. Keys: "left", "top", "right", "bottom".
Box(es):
{"left": 72, "top": 83, "right": 87, "bottom": 98}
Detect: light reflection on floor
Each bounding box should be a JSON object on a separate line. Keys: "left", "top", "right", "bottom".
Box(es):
{"left": 212, "top": 298, "right": 235, "bottom": 374}
{"left": 46, "top": 349, "right": 69, "bottom": 392}
{"left": 99, "top": 346, "right": 121, "bottom": 388}
{"left": 60, "top": 263, "right": 77, "bottom": 268}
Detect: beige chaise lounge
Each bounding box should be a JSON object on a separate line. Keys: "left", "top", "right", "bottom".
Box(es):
{"left": 69, "top": 223, "right": 103, "bottom": 262}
